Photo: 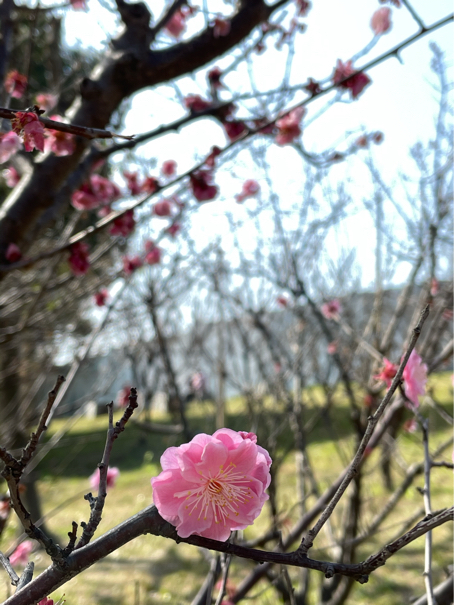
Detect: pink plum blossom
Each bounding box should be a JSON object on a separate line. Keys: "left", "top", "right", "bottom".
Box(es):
{"left": 97, "top": 204, "right": 111, "bottom": 217}
{"left": 372, "top": 132, "right": 384, "bottom": 144}
{"left": 124, "top": 171, "right": 142, "bottom": 195}
{"left": 402, "top": 350, "right": 427, "bottom": 409}
{"left": 44, "top": 116, "right": 75, "bottom": 156}
{"left": 3, "top": 166, "right": 20, "bottom": 187}
{"left": 275, "top": 107, "right": 305, "bottom": 145}
{"left": 142, "top": 176, "right": 159, "bottom": 193}
{"left": 6, "top": 243, "right": 22, "bottom": 262}
{"left": 208, "top": 67, "right": 223, "bottom": 89}
{"left": 253, "top": 118, "right": 276, "bottom": 135}
{"left": 327, "top": 341, "right": 337, "bottom": 355}
{"left": 403, "top": 418, "right": 417, "bottom": 433}
{"left": 215, "top": 578, "right": 236, "bottom": 600}
{"left": 70, "top": 0, "right": 86, "bottom": 9}
{"left": 35, "top": 93, "right": 58, "bottom": 113}
{"left": 162, "top": 160, "right": 177, "bottom": 177}
{"left": 165, "top": 9, "right": 186, "bottom": 37}
{"left": 223, "top": 120, "right": 247, "bottom": 141}
{"left": 321, "top": 299, "right": 341, "bottom": 320}
{"left": 94, "top": 289, "right": 109, "bottom": 306}
{"left": 205, "top": 146, "right": 222, "bottom": 168}
{"left": 11, "top": 112, "right": 45, "bottom": 152}
{"left": 90, "top": 174, "right": 120, "bottom": 203}
{"left": 190, "top": 371, "right": 206, "bottom": 395}
{"left": 213, "top": 18, "right": 231, "bottom": 38}
{"left": 153, "top": 200, "right": 172, "bottom": 217}
{"left": 144, "top": 241, "right": 162, "bottom": 265}
{"left": 333, "top": 60, "right": 371, "bottom": 99}
{"left": 38, "top": 599, "right": 54, "bottom": 605}
{"left": 430, "top": 278, "right": 439, "bottom": 297}
{"left": 296, "top": 0, "right": 311, "bottom": 16}
{"left": 0, "top": 499, "right": 10, "bottom": 520}
{"left": 72, "top": 173, "right": 120, "bottom": 212}
{"left": 184, "top": 95, "right": 212, "bottom": 113}
{"left": 371, "top": 7, "right": 392, "bottom": 35}
{"left": 363, "top": 393, "right": 374, "bottom": 408}
{"left": 151, "top": 429, "right": 272, "bottom": 541}
{"left": 9, "top": 540, "right": 33, "bottom": 566}
{"left": 356, "top": 135, "right": 368, "bottom": 148}
{"left": 0, "top": 131, "right": 22, "bottom": 164}
{"left": 123, "top": 255, "right": 143, "bottom": 275}
{"left": 117, "top": 386, "right": 131, "bottom": 407}
{"left": 71, "top": 185, "right": 100, "bottom": 211}
{"left": 89, "top": 466, "right": 120, "bottom": 491}
{"left": 68, "top": 242, "right": 90, "bottom": 276}
{"left": 190, "top": 170, "right": 218, "bottom": 202}
{"left": 305, "top": 78, "right": 321, "bottom": 96}
{"left": 235, "top": 179, "right": 260, "bottom": 203}
{"left": 374, "top": 358, "right": 398, "bottom": 387}
{"left": 5, "top": 71, "right": 27, "bottom": 98}
{"left": 166, "top": 223, "right": 181, "bottom": 237}
{"left": 109, "top": 210, "right": 135, "bottom": 236}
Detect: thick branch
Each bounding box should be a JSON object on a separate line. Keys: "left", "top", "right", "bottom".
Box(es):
{"left": 2, "top": 505, "right": 452, "bottom": 605}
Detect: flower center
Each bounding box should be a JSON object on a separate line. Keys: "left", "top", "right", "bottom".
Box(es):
{"left": 174, "top": 463, "right": 254, "bottom": 525}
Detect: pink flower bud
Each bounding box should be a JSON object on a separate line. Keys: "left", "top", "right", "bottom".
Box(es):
{"left": 162, "top": 160, "right": 177, "bottom": 177}
{"left": 6, "top": 243, "right": 22, "bottom": 262}
{"left": 371, "top": 7, "right": 392, "bottom": 35}
{"left": 89, "top": 466, "right": 120, "bottom": 490}
{"left": 333, "top": 60, "right": 371, "bottom": 99}
{"left": 153, "top": 200, "right": 172, "bottom": 217}
{"left": 94, "top": 289, "right": 109, "bottom": 307}
{"left": 5, "top": 71, "right": 27, "bottom": 99}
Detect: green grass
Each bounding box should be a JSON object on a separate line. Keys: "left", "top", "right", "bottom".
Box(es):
{"left": 0, "top": 374, "right": 452, "bottom": 605}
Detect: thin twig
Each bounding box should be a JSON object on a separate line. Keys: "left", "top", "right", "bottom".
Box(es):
{"left": 0, "top": 107, "right": 134, "bottom": 140}
{"left": 19, "top": 375, "right": 66, "bottom": 468}
{"left": 214, "top": 554, "right": 232, "bottom": 605}
{"left": 1, "top": 14, "right": 452, "bottom": 275}
{"left": 75, "top": 389, "right": 139, "bottom": 549}
{"left": 15, "top": 562, "right": 34, "bottom": 591}
{"left": 298, "top": 304, "right": 430, "bottom": 556}
{"left": 416, "top": 411, "right": 435, "bottom": 605}
{"left": 0, "top": 552, "right": 19, "bottom": 586}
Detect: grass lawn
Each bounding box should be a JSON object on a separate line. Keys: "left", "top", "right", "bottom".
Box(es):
{"left": 0, "top": 373, "right": 452, "bottom": 605}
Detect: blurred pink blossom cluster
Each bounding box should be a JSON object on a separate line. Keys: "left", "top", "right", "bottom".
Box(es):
{"left": 235, "top": 179, "right": 260, "bottom": 203}
{"left": 89, "top": 466, "right": 120, "bottom": 491}
{"left": 0, "top": 131, "right": 22, "bottom": 164}
{"left": 402, "top": 350, "right": 427, "bottom": 409}
{"left": 5, "top": 70, "right": 27, "bottom": 98}
{"left": 165, "top": 6, "right": 192, "bottom": 38}
{"left": 374, "top": 358, "right": 398, "bottom": 387}
{"left": 190, "top": 170, "right": 218, "bottom": 202}
{"left": 43, "top": 115, "right": 75, "bottom": 157}
{"left": 333, "top": 60, "right": 371, "bottom": 99}
{"left": 9, "top": 540, "right": 33, "bottom": 566}
{"left": 117, "top": 385, "right": 131, "bottom": 407}
{"left": 11, "top": 112, "right": 45, "bottom": 152}
{"left": 151, "top": 428, "right": 271, "bottom": 541}
{"left": 94, "top": 289, "right": 109, "bottom": 307}
{"left": 275, "top": 107, "right": 305, "bottom": 145}
{"left": 371, "top": 7, "right": 392, "bottom": 35}
{"left": 321, "top": 299, "right": 341, "bottom": 320}
{"left": 71, "top": 174, "right": 121, "bottom": 212}
{"left": 68, "top": 242, "right": 90, "bottom": 276}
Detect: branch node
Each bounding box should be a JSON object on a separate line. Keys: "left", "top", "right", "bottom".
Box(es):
{"left": 324, "top": 564, "right": 335, "bottom": 579}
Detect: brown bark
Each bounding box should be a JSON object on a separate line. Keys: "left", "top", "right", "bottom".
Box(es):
{"left": 0, "top": 0, "right": 288, "bottom": 269}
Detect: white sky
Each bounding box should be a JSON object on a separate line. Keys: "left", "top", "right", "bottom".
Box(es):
{"left": 59, "top": 0, "right": 453, "bottom": 294}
